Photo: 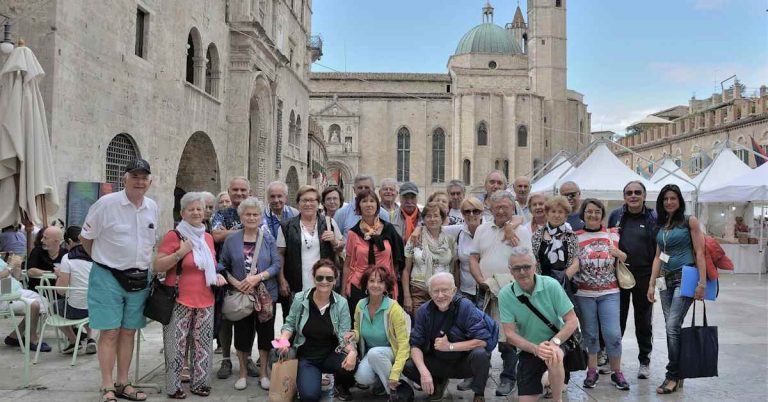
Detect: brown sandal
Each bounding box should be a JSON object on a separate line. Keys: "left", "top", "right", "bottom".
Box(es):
{"left": 101, "top": 388, "right": 118, "bottom": 402}
{"left": 114, "top": 383, "right": 148, "bottom": 401}
{"left": 167, "top": 389, "right": 187, "bottom": 399}
{"left": 190, "top": 386, "right": 211, "bottom": 397}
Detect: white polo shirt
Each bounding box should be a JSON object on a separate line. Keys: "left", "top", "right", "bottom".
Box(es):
{"left": 81, "top": 190, "right": 159, "bottom": 271}
{"left": 468, "top": 220, "right": 532, "bottom": 277}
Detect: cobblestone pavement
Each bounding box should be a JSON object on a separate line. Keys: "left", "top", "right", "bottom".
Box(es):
{"left": 1, "top": 274, "right": 766, "bottom": 401}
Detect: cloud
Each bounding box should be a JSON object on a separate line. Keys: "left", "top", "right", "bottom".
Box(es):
{"left": 689, "top": 0, "right": 728, "bottom": 10}
{"left": 648, "top": 62, "right": 768, "bottom": 90}
{"left": 591, "top": 108, "right": 659, "bottom": 136}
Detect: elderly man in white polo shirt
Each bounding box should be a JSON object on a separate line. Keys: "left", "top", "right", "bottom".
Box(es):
{"left": 468, "top": 190, "right": 531, "bottom": 397}
{"left": 80, "top": 159, "right": 158, "bottom": 402}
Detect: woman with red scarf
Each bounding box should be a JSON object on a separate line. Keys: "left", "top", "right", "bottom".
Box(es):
{"left": 342, "top": 189, "right": 404, "bottom": 321}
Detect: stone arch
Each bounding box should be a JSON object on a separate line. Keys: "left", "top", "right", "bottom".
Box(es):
{"left": 327, "top": 160, "right": 354, "bottom": 201}
{"left": 248, "top": 74, "right": 274, "bottom": 198}
{"left": 205, "top": 43, "right": 221, "bottom": 97}
{"left": 186, "top": 27, "right": 204, "bottom": 85}
{"left": 105, "top": 133, "right": 141, "bottom": 192}
{"left": 174, "top": 131, "right": 221, "bottom": 222}
{"left": 285, "top": 166, "right": 300, "bottom": 207}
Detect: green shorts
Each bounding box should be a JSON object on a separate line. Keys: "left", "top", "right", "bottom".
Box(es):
{"left": 87, "top": 263, "right": 149, "bottom": 330}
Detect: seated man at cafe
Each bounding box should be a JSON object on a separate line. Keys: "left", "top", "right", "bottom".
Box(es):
{"left": 27, "top": 226, "right": 66, "bottom": 292}
{"left": 401, "top": 272, "right": 497, "bottom": 402}
{"left": 498, "top": 247, "right": 579, "bottom": 402}
{"left": 1, "top": 255, "right": 51, "bottom": 352}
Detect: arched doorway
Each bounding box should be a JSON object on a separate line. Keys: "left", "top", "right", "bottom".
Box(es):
{"left": 285, "top": 166, "right": 299, "bottom": 208}
{"left": 174, "top": 131, "right": 221, "bottom": 222}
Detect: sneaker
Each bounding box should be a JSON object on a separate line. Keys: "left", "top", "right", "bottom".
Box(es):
{"left": 234, "top": 377, "right": 247, "bottom": 390}
{"left": 583, "top": 368, "right": 599, "bottom": 388}
{"left": 246, "top": 358, "right": 259, "bottom": 377}
{"left": 334, "top": 384, "right": 353, "bottom": 401}
{"left": 217, "top": 359, "right": 232, "bottom": 379}
{"left": 356, "top": 382, "right": 370, "bottom": 390}
{"left": 259, "top": 377, "right": 270, "bottom": 390}
{"left": 495, "top": 379, "right": 515, "bottom": 396}
{"left": 30, "top": 341, "right": 51, "bottom": 352}
{"left": 86, "top": 338, "right": 97, "bottom": 354}
{"left": 372, "top": 382, "right": 387, "bottom": 396}
{"left": 4, "top": 335, "right": 21, "bottom": 347}
{"left": 611, "top": 372, "right": 630, "bottom": 390}
{"left": 638, "top": 364, "right": 650, "bottom": 379}
{"left": 427, "top": 379, "right": 448, "bottom": 402}
{"left": 61, "top": 341, "right": 83, "bottom": 354}
{"left": 456, "top": 378, "right": 473, "bottom": 391}
{"left": 597, "top": 350, "right": 608, "bottom": 366}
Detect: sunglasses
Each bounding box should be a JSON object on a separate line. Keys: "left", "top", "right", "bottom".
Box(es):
{"left": 462, "top": 209, "right": 483, "bottom": 216}
{"left": 449, "top": 191, "right": 463, "bottom": 196}
{"left": 624, "top": 190, "right": 643, "bottom": 196}
{"left": 315, "top": 275, "right": 335, "bottom": 283}
{"left": 509, "top": 264, "right": 534, "bottom": 274}
{"left": 562, "top": 192, "right": 579, "bottom": 199}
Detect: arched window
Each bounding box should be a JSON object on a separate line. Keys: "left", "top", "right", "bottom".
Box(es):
{"left": 517, "top": 125, "right": 528, "bottom": 147}
{"left": 106, "top": 134, "right": 140, "bottom": 191}
{"left": 735, "top": 137, "right": 749, "bottom": 164}
{"left": 295, "top": 115, "right": 302, "bottom": 146}
{"left": 463, "top": 159, "right": 471, "bottom": 185}
{"left": 186, "top": 28, "right": 203, "bottom": 86}
{"left": 397, "top": 127, "right": 411, "bottom": 182}
{"left": 431, "top": 127, "right": 445, "bottom": 183}
{"left": 477, "top": 121, "right": 488, "bottom": 146}
{"left": 494, "top": 160, "right": 500, "bottom": 170}
{"left": 205, "top": 43, "right": 221, "bottom": 97}
{"left": 288, "top": 111, "right": 296, "bottom": 144}
{"left": 690, "top": 146, "right": 703, "bottom": 174}
{"left": 503, "top": 159, "right": 509, "bottom": 179}
{"left": 328, "top": 124, "right": 341, "bottom": 143}
{"left": 674, "top": 148, "right": 683, "bottom": 168}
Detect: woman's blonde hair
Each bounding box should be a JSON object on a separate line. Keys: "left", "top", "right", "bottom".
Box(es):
{"left": 545, "top": 195, "right": 571, "bottom": 214}
{"left": 460, "top": 197, "right": 483, "bottom": 211}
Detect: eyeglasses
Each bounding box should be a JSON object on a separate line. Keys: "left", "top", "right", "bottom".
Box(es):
{"left": 429, "top": 287, "right": 455, "bottom": 295}
{"left": 462, "top": 209, "right": 483, "bottom": 216}
{"left": 624, "top": 190, "right": 643, "bottom": 196}
{"left": 509, "top": 264, "right": 533, "bottom": 274}
{"left": 299, "top": 198, "right": 318, "bottom": 204}
{"left": 562, "top": 192, "right": 579, "bottom": 199}
{"left": 449, "top": 191, "right": 463, "bottom": 196}
{"left": 315, "top": 275, "right": 335, "bottom": 283}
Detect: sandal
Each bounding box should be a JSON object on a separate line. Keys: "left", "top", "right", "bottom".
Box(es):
{"left": 181, "top": 366, "right": 191, "bottom": 383}
{"left": 542, "top": 384, "right": 552, "bottom": 399}
{"left": 190, "top": 386, "right": 211, "bottom": 397}
{"left": 114, "top": 383, "right": 148, "bottom": 401}
{"left": 101, "top": 387, "right": 118, "bottom": 402}
{"left": 167, "top": 389, "right": 187, "bottom": 399}
{"left": 656, "top": 378, "right": 680, "bottom": 394}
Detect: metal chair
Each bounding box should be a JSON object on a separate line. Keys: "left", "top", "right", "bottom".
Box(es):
{"left": 33, "top": 285, "right": 89, "bottom": 366}
{"left": 0, "top": 292, "right": 32, "bottom": 387}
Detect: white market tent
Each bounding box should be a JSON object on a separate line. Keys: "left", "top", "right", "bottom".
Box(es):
{"left": 699, "top": 162, "right": 768, "bottom": 203}
{"left": 691, "top": 148, "right": 752, "bottom": 193}
{"left": 648, "top": 158, "right": 696, "bottom": 196}
{"left": 530, "top": 155, "right": 574, "bottom": 194}
{"left": 556, "top": 143, "right": 650, "bottom": 200}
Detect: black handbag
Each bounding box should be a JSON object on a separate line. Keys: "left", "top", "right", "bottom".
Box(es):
{"left": 143, "top": 231, "right": 185, "bottom": 325}
{"left": 517, "top": 294, "right": 587, "bottom": 372}
{"left": 680, "top": 301, "right": 718, "bottom": 379}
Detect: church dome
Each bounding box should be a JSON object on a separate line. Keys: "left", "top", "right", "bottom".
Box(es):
{"left": 454, "top": 23, "right": 522, "bottom": 55}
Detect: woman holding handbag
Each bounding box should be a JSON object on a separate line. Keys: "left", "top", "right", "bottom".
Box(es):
{"left": 275, "top": 259, "right": 358, "bottom": 401}
{"left": 647, "top": 184, "right": 706, "bottom": 394}
{"left": 218, "top": 197, "right": 281, "bottom": 391}
{"left": 152, "top": 192, "right": 226, "bottom": 399}
{"left": 573, "top": 199, "right": 630, "bottom": 391}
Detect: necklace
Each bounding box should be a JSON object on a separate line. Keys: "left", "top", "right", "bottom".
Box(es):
{"left": 300, "top": 220, "right": 317, "bottom": 250}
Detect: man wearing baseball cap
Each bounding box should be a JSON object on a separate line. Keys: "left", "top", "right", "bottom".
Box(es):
{"left": 80, "top": 158, "right": 158, "bottom": 402}
{"left": 391, "top": 182, "right": 422, "bottom": 244}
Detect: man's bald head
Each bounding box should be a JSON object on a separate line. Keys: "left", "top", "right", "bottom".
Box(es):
{"left": 41, "top": 226, "right": 63, "bottom": 251}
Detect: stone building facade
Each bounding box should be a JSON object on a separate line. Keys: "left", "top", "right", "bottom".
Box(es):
{"left": 309, "top": 0, "right": 590, "bottom": 201}
{"left": 1, "top": 0, "right": 321, "bottom": 229}
{"left": 616, "top": 82, "right": 768, "bottom": 175}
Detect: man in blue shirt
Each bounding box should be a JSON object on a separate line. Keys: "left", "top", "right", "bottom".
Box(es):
{"left": 558, "top": 181, "right": 584, "bottom": 231}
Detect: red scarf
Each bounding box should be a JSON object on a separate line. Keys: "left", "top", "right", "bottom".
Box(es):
{"left": 401, "top": 207, "right": 420, "bottom": 242}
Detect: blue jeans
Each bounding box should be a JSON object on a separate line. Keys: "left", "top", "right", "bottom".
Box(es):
{"left": 297, "top": 352, "right": 356, "bottom": 402}
{"left": 576, "top": 293, "right": 622, "bottom": 358}
{"left": 659, "top": 284, "right": 693, "bottom": 379}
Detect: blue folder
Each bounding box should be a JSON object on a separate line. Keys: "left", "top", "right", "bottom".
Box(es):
{"left": 680, "top": 265, "right": 718, "bottom": 301}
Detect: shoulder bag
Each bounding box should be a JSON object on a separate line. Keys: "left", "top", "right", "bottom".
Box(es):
{"left": 143, "top": 230, "right": 185, "bottom": 325}
{"left": 516, "top": 294, "right": 587, "bottom": 372}
{"left": 222, "top": 230, "right": 265, "bottom": 321}
{"left": 607, "top": 232, "right": 635, "bottom": 289}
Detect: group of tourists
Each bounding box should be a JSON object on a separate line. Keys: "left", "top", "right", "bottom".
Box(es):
{"left": 0, "top": 158, "right": 710, "bottom": 402}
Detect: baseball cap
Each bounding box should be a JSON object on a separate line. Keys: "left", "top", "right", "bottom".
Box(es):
{"left": 124, "top": 159, "right": 151, "bottom": 174}
{"left": 399, "top": 182, "right": 419, "bottom": 196}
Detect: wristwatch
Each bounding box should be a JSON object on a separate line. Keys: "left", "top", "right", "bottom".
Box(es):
{"left": 449, "top": 343, "right": 455, "bottom": 351}
{"left": 551, "top": 337, "right": 562, "bottom": 346}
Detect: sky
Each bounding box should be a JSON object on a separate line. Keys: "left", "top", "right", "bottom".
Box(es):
{"left": 310, "top": 0, "right": 768, "bottom": 135}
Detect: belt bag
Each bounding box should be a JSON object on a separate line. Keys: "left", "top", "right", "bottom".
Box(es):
{"left": 105, "top": 266, "right": 149, "bottom": 292}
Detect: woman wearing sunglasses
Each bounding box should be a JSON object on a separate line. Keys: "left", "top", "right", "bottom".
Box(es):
{"left": 647, "top": 184, "right": 706, "bottom": 394}
{"left": 275, "top": 259, "right": 357, "bottom": 401}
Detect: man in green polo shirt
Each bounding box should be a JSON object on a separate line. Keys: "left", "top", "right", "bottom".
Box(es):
{"left": 498, "top": 247, "right": 579, "bottom": 402}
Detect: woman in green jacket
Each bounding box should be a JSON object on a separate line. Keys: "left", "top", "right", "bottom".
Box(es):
{"left": 345, "top": 265, "right": 410, "bottom": 399}
{"left": 275, "top": 259, "right": 357, "bottom": 401}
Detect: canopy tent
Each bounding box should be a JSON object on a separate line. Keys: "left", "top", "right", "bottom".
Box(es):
{"left": 556, "top": 143, "right": 650, "bottom": 200}
{"left": 648, "top": 158, "right": 696, "bottom": 195}
{"left": 530, "top": 155, "right": 574, "bottom": 194}
{"left": 699, "top": 163, "right": 768, "bottom": 203}
{"left": 691, "top": 148, "right": 752, "bottom": 193}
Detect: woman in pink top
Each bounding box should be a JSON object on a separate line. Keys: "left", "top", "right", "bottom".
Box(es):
{"left": 153, "top": 192, "right": 227, "bottom": 399}
{"left": 343, "top": 189, "right": 404, "bottom": 321}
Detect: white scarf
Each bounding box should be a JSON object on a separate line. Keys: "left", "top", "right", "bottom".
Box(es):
{"left": 175, "top": 220, "right": 217, "bottom": 286}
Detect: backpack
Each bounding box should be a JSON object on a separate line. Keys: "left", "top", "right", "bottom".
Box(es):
{"left": 440, "top": 297, "right": 499, "bottom": 353}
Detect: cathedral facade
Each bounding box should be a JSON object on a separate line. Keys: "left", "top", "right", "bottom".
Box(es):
{"left": 310, "top": 0, "right": 590, "bottom": 201}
